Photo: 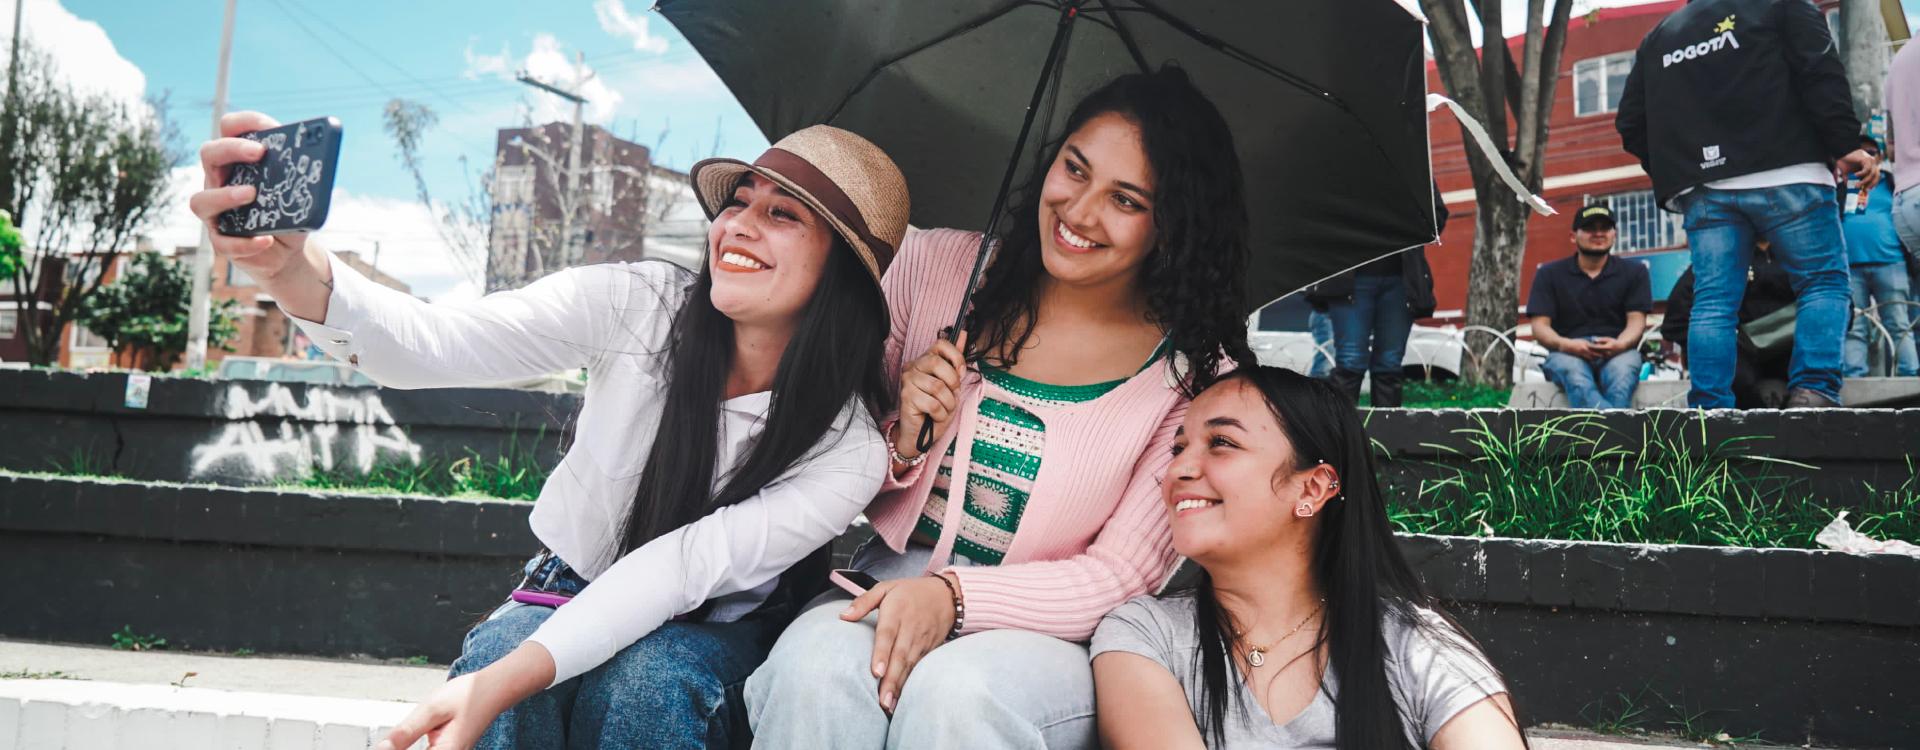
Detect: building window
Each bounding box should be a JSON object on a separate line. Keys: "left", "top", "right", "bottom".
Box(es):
{"left": 227, "top": 259, "right": 254, "bottom": 286}
{"left": 1588, "top": 189, "right": 1687, "bottom": 253}
{"left": 1573, "top": 52, "right": 1635, "bottom": 117}
{"left": 590, "top": 165, "right": 616, "bottom": 215}
{"left": 493, "top": 164, "right": 535, "bottom": 209}
{"left": 0, "top": 309, "right": 16, "bottom": 339}
{"left": 70, "top": 322, "right": 110, "bottom": 350}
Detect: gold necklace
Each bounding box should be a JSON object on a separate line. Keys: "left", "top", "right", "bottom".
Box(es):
{"left": 1241, "top": 600, "right": 1323, "bottom": 668}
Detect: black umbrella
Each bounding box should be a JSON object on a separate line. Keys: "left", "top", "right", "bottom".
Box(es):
{"left": 659, "top": 0, "right": 1444, "bottom": 448}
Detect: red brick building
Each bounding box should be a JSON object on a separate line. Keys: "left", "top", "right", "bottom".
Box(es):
{"left": 1427, "top": 0, "right": 1904, "bottom": 324}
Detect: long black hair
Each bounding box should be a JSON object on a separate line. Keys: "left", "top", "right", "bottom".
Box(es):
{"left": 617, "top": 232, "right": 892, "bottom": 562}
{"left": 1183, "top": 366, "right": 1517, "bottom": 748}
{"left": 965, "top": 66, "right": 1253, "bottom": 396}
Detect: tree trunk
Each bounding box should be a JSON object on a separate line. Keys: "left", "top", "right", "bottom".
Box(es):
{"left": 1464, "top": 191, "right": 1530, "bottom": 387}
{"left": 1838, "top": 0, "right": 1890, "bottom": 124}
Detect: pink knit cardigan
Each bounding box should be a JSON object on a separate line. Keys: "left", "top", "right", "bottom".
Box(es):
{"left": 866, "top": 228, "right": 1185, "bottom": 642}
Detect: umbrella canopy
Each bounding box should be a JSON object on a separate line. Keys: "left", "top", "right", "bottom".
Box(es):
{"left": 657, "top": 0, "right": 1436, "bottom": 313}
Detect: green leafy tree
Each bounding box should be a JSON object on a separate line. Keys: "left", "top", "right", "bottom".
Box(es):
{"left": 79, "top": 251, "right": 238, "bottom": 371}
{"left": 1, "top": 40, "right": 180, "bottom": 365}
{"left": 0, "top": 210, "right": 20, "bottom": 279}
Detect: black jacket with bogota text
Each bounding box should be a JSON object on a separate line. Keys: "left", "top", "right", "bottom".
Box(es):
{"left": 1615, "top": 0, "right": 1860, "bottom": 208}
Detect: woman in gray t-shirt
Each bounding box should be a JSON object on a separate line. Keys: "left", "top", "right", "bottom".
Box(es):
{"left": 1090, "top": 366, "right": 1523, "bottom": 749}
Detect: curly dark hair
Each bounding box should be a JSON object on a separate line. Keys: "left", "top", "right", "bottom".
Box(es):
{"left": 964, "top": 66, "right": 1253, "bottom": 396}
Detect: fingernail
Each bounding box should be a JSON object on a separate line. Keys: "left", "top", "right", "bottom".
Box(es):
{"left": 873, "top": 662, "right": 886, "bottom": 678}
{"left": 230, "top": 185, "right": 252, "bottom": 199}
{"left": 881, "top": 691, "right": 894, "bottom": 710}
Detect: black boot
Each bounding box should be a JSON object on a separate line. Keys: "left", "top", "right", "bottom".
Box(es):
{"left": 1371, "top": 371, "right": 1405, "bottom": 408}
{"left": 1329, "top": 368, "right": 1366, "bottom": 405}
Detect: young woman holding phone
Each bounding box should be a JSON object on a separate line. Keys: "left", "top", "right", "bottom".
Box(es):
{"left": 192, "top": 114, "right": 909, "bottom": 750}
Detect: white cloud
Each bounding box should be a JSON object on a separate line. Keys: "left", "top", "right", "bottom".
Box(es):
{"left": 151, "top": 166, "right": 481, "bottom": 302}
{"left": 459, "top": 33, "right": 624, "bottom": 125}
{"left": 1, "top": 0, "right": 147, "bottom": 112}
{"left": 616, "top": 58, "right": 727, "bottom": 98}
{"left": 595, "top": 0, "right": 670, "bottom": 54}
{"left": 462, "top": 38, "right": 513, "bottom": 80}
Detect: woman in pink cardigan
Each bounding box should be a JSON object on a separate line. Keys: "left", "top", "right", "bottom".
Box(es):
{"left": 747, "top": 67, "right": 1254, "bottom": 748}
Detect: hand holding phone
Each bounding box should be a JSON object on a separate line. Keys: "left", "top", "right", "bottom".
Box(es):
{"left": 215, "top": 116, "right": 343, "bottom": 237}
{"left": 830, "top": 568, "right": 879, "bottom": 597}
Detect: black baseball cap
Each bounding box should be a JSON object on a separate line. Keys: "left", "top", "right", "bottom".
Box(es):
{"left": 1572, "top": 204, "right": 1616, "bottom": 230}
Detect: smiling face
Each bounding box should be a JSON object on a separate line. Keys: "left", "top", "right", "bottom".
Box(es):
{"left": 705, "top": 173, "right": 836, "bottom": 327}
{"left": 1164, "top": 377, "right": 1337, "bottom": 564}
{"left": 1035, "top": 111, "right": 1159, "bottom": 290}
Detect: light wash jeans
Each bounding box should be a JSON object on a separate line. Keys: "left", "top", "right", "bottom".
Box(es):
{"left": 1845, "top": 262, "right": 1920, "bottom": 376}
{"left": 1679, "top": 183, "right": 1851, "bottom": 407}
{"left": 1308, "top": 308, "right": 1334, "bottom": 378}
{"left": 448, "top": 555, "right": 782, "bottom": 750}
{"left": 1540, "top": 338, "right": 1642, "bottom": 409}
{"left": 745, "top": 542, "right": 1097, "bottom": 749}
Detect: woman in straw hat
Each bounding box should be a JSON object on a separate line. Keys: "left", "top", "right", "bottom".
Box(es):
{"left": 748, "top": 67, "right": 1255, "bottom": 748}
{"left": 192, "top": 113, "right": 910, "bottom": 749}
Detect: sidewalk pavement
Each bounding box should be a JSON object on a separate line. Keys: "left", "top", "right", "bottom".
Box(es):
{"left": 0, "top": 639, "right": 1813, "bottom": 749}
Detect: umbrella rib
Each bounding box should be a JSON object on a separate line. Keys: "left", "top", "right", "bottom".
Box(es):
{"left": 1093, "top": 0, "right": 1151, "bottom": 73}
{"left": 823, "top": 0, "right": 1058, "bottom": 124}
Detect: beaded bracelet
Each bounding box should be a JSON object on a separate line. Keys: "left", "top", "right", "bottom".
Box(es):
{"left": 930, "top": 573, "right": 965, "bottom": 640}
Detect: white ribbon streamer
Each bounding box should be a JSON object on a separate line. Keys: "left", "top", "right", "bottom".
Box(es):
{"left": 1426, "top": 93, "right": 1557, "bottom": 216}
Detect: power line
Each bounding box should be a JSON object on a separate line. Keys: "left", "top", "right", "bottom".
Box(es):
{"left": 271, "top": 0, "right": 475, "bottom": 114}
{"left": 263, "top": 0, "right": 400, "bottom": 103}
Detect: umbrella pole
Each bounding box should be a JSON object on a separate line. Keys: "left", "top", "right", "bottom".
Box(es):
{"left": 916, "top": 1, "right": 1083, "bottom": 453}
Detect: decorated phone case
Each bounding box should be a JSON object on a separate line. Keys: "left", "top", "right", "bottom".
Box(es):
{"left": 216, "top": 117, "right": 342, "bottom": 237}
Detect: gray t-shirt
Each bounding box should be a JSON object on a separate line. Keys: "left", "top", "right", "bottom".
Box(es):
{"left": 1091, "top": 595, "right": 1506, "bottom": 748}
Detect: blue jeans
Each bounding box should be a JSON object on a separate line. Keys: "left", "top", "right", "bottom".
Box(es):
{"left": 1541, "top": 339, "right": 1642, "bottom": 409}
{"left": 1308, "top": 309, "right": 1334, "bottom": 378}
{"left": 1326, "top": 274, "right": 1413, "bottom": 375}
{"left": 1845, "top": 262, "right": 1919, "bottom": 376}
{"left": 449, "top": 557, "right": 782, "bottom": 750}
{"left": 1679, "top": 183, "right": 1851, "bottom": 407}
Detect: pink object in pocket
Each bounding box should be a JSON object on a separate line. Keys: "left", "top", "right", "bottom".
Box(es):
{"left": 511, "top": 588, "right": 573, "bottom": 608}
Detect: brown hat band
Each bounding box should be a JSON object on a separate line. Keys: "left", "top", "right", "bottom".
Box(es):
{"left": 755, "top": 147, "right": 895, "bottom": 264}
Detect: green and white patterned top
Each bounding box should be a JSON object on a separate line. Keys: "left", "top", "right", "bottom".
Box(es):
{"left": 916, "top": 343, "right": 1166, "bottom": 565}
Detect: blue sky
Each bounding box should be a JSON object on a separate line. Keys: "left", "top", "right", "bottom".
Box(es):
{"left": 11, "top": 0, "right": 1920, "bottom": 299}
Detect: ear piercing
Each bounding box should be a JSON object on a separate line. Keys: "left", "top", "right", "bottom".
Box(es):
{"left": 1295, "top": 501, "right": 1314, "bottom": 518}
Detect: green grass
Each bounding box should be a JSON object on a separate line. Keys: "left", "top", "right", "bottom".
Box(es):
{"left": 1358, "top": 380, "right": 1512, "bottom": 409}
{"left": 109, "top": 625, "right": 166, "bottom": 652}
{"left": 288, "top": 449, "right": 547, "bottom": 501}
{"left": 1385, "top": 412, "right": 1920, "bottom": 549}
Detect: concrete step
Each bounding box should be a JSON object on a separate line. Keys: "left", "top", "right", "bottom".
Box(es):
{"left": 0, "top": 640, "right": 1826, "bottom": 749}
{"left": 1510, "top": 376, "right": 1920, "bottom": 408}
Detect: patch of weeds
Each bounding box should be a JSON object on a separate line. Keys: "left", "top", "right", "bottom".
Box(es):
{"left": 0, "top": 669, "right": 82, "bottom": 680}
{"left": 402, "top": 655, "right": 431, "bottom": 666}
{"left": 1654, "top": 689, "right": 1761, "bottom": 745}
{"left": 1359, "top": 379, "right": 1512, "bottom": 409}
{"left": 1387, "top": 412, "right": 1920, "bottom": 549}
{"left": 232, "top": 648, "right": 256, "bottom": 657}
{"left": 109, "top": 625, "right": 166, "bottom": 652}
{"left": 287, "top": 431, "right": 551, "bottom": 501}
{"left": 1579, "top": 689, "right": 1652, "bottom": 736}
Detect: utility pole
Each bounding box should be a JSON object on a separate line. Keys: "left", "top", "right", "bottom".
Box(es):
{"left": 1, "top": 0, "right": 28, "bottom": 217}
{"left": 515, "top": 53, "right": 591, "bottom": 272}
{"left": 185, "top": 0, "right": 237, "bottom": 372}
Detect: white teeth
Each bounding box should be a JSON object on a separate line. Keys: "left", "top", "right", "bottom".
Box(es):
{"left": 1057, "top": 221, "right": 1097, "bottom": 249}
{"left": 721, "top": 251, "right": 768, "bottom": 270}
{"left": 1175, "top": 498, "right": 1218, "bottom": 512}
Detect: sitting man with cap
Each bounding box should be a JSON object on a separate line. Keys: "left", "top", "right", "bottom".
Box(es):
{"left": 1526, "top": 204, "right": 1653, "bottom": 409}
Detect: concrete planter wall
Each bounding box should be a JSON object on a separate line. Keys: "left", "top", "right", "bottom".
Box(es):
{"left": 4, "top": 474, "right": 1914, "bottom": 746}
{"left": 0, "top": 369, "right": 572, "bottom": 486}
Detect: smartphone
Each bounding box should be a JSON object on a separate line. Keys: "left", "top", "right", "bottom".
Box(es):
{"left": 216, "top": 116, "right": 343, "bottom": 237}
{"left": 510, "top": 588, "right": 573, "bottom": 608}
{"left": 829, "top": 569, "right": 879, "bottom": 596}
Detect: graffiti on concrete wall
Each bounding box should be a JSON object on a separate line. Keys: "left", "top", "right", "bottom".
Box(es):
{"left": 189, "top": 384, "right": 423, "bottom": 480}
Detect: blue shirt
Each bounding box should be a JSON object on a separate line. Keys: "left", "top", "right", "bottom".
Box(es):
{"left": 1525, "top": 254, "right": 1654, "bottom": 340}
{"left": 1842, "top": 178, "right": 1905, "bottom": 266}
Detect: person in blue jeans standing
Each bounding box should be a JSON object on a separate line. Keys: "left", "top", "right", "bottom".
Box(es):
{"left": 1616, "top": 0, "right": 1879, "bottom": 408}
{"left": 1841, "top": 137, "right": 1919, "bottom": 376}
{"left": 1526, "top": 205, "right": 1651, "bottom": 409}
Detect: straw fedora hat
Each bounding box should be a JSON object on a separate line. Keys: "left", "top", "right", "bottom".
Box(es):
{"left": 690, "top": 126, "right": 909, "bottom": 285}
